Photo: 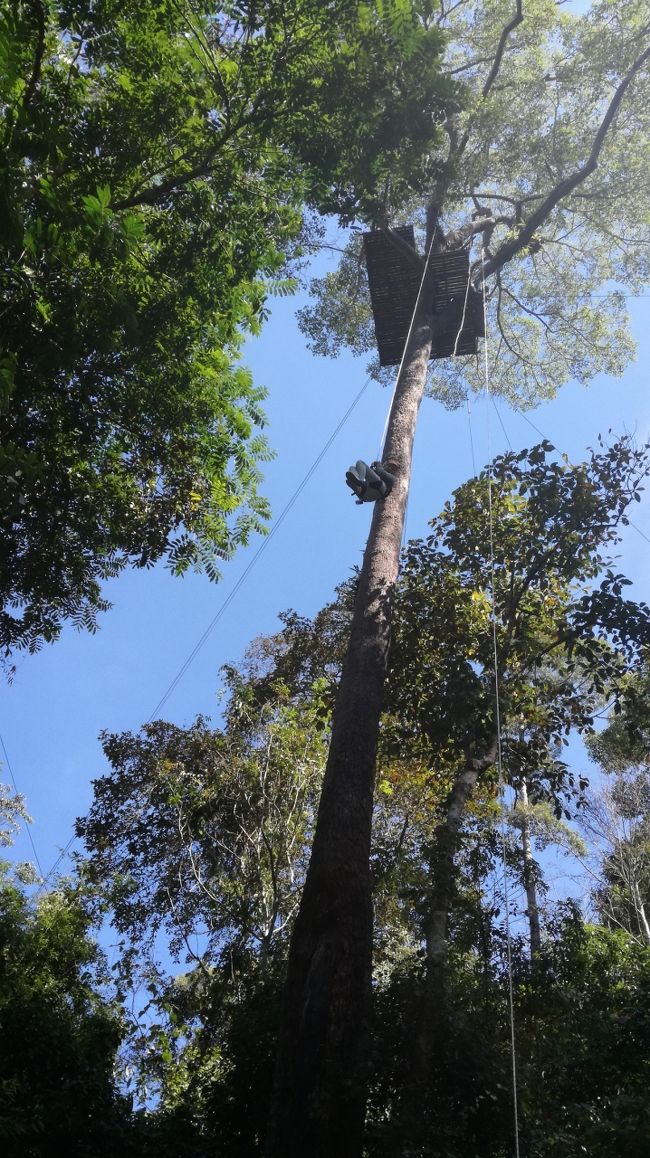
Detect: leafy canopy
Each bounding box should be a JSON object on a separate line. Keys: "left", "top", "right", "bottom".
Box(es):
{"left": 300, "top": 0, "right": 650, "bottom": 406}
{"left": 0, "top": 870, "right": 130, "bottom": 1154}
{"left": 0, "top": 0, "right": 455, "bottom": 655}
{"left": 388, "top": 438, "right": 650, "bottom": 810}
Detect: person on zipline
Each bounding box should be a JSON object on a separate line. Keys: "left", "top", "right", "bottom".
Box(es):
{"left": 345, "top": 459, "right": 396, "bottom": 504}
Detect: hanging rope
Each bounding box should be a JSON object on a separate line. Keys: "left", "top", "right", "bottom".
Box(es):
{"left": 452, "top": 256, "right": 474, "bottom": 359}
{"left": 456, "top": 254, "right": 479, "bottom": 477}
{"left": 378, "top": 227, "right": 478, "bottom": 466}
{"left": 480, "top": 244, "right": 521, "bottom": 1158}
{"left": 465, "top": 397, "right": 477, "bottom": 477}
{"left": 148, "top": 372, "right": 374, "bottom": 721}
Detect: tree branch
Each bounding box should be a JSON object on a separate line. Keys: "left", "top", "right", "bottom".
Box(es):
{"left": 482, "top": 40, "right": 650, "bottom": 281}
{"left": 463, "top": 190, "right": 544, "bottom": 206}
{"left": 22, "top": 0, "right": 47, "bottom": 114}
{"left": 501, "top": 284, "right": 551, "bottom": 330}
{"left": 452, "top": 0, "right": 523, "bottom": 163}
{"left": 112, "top": 131, "right": 238, "bottom": 210}
{"left": 379, "top": 226, "right": 425, "bottom": 274}
{"left": 466, "top": 738, "right": 499, "bottom": 773}
{"left": 446, "top": 212, "right": 514, "bottom": 250}
{"left": 436, "top": 0, "right": 473, "bottom": 26}
{"left": 447, "top": 53, "right": 506, "bottom": 76}
{"left": 481, "top": 0, "right": 524, "bottom": 101}
{"left": 112, "top": 78, "right": 272, "bottom": 211}
{"left": 170, "top": 0, "right": 233, "bottom": 124}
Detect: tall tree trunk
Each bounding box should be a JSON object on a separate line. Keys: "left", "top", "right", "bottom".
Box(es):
{"left": 519, "top": 779, "right": 542, "bottom": 959}
{"left": 418, "top": 746, "right": 496, "bottom": 1039}
{"left": 425, "top": 757, "right": 489, "bottom": 970}
{"left": 264, "top": 240, "right": 436, "bottom": 1158}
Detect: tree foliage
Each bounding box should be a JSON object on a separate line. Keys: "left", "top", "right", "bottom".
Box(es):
{"left": 583, "top": 671, "right": 650, "bottom": 944}
{"left": 0, "top": 782, "right": 30, "bottom": 850}
{"left": 367, "top": 910, "right": 650, "bottom": 1158}
{"left": 0, "top": 871, "right": 130, "bottom": 1154}
{"left": 300, "top": 0, "right": 650, "bottom": 404}
{"left": 77, "top": 699, "right": 326, "bottom": 971}
{"left": 279, "top": 2, "right": 650, "bottom": 1147}
{"left": 389, "top": 436, "right": 650, "bottom": 802}
{"left": 68, "top": 436, "right": 650, "bottom": 1153}
{"left": 0, "top": 0, "right": 455, "bottom": 655}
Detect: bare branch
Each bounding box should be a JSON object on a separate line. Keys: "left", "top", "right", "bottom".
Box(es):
{"left": 447, "top": 212, "right": 514, "bottom": 250}
{"left": 437, "top": 0, "right": 473, "bottom": 25}
{"left": 464, "top": 190, "right": 544, "bottom": 206}
{"left": 482, "top": 40, "right": 650, "bottom": 281}
{"left": 447, "top": 53, "right": 507, "bottom": 76}
{"left": 451, "top": 1, "right": 523, "bottom": 163}
{"left": 501, "top": 284, "right": 550, "bottom": 330}
{"left": 165, "top": 885, "right": 212, "bottom": 978}
{"left": 481, "top": 0, "right": 524, "bottom": 100}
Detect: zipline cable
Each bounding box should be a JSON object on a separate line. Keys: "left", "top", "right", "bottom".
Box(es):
{"left": 491, "top": 394, "right": 513, "bottom": 451}
{"left": 466, "top": 397, "right": 477, "bottom": 477}
{"left": 37, "top": 373, "right": 376, "bottom": 889}
{"left": 480, "top": 244, "right": 521, "bottom": 1158}
{"left": 36, "top": 836, "right": 74, "bottom": 892}
{"left": 147, "top": 372, "right": 374, "bottom": 723}
{"left": 0, "top": 730, "right": 44, "bottom": 878}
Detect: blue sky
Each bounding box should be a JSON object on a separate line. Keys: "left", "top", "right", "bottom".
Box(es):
{"left": 2, "top": 251, "right": 649, "bottom": 885}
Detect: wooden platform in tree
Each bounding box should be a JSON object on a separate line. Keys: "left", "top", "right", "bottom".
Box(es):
{"left": 363, "top": 228, "right": 484, "bottom": 367}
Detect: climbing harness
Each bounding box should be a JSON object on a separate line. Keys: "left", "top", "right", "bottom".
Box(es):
{"left": 345, "top": 459, "right": 396, "bottom": 504}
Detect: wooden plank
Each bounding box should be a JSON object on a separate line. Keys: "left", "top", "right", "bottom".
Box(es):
{"left": 363, "top": 227, "right": 421, "bottom": 366}
{"left": 363, "top": 229, "right": 484, "bottom": 366}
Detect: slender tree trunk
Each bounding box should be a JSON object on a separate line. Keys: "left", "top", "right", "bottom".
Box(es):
{"left": 265, "top": 245, "right": 436, "bottom": 1158}
{"left": 519, "top": 779, "right": 542, "bottom": 958}
{"left": 631, "top": 880, "right": 650, "bottom": 945}
{"left": 425, "top": 758, "right": 487, "bottom": 969}
{"left": 425, "top": 743, "right": 498, "bottom": 968}
{"left": 418, "top": 747, "right": 496, "bottom": 1041}
{"left": 394, "top": 745, "right": 496, "bottom": 1154}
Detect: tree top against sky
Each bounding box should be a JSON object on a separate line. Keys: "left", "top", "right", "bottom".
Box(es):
{"left": 301, "top": 0, "right": 650, "bottom": 407}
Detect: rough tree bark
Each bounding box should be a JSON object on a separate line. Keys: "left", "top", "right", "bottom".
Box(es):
{"left": 265, "top": 225, "right": 439, "bottom": 1158}
{"left": 519, "top": 778, "right": 542, "bottom": 959}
